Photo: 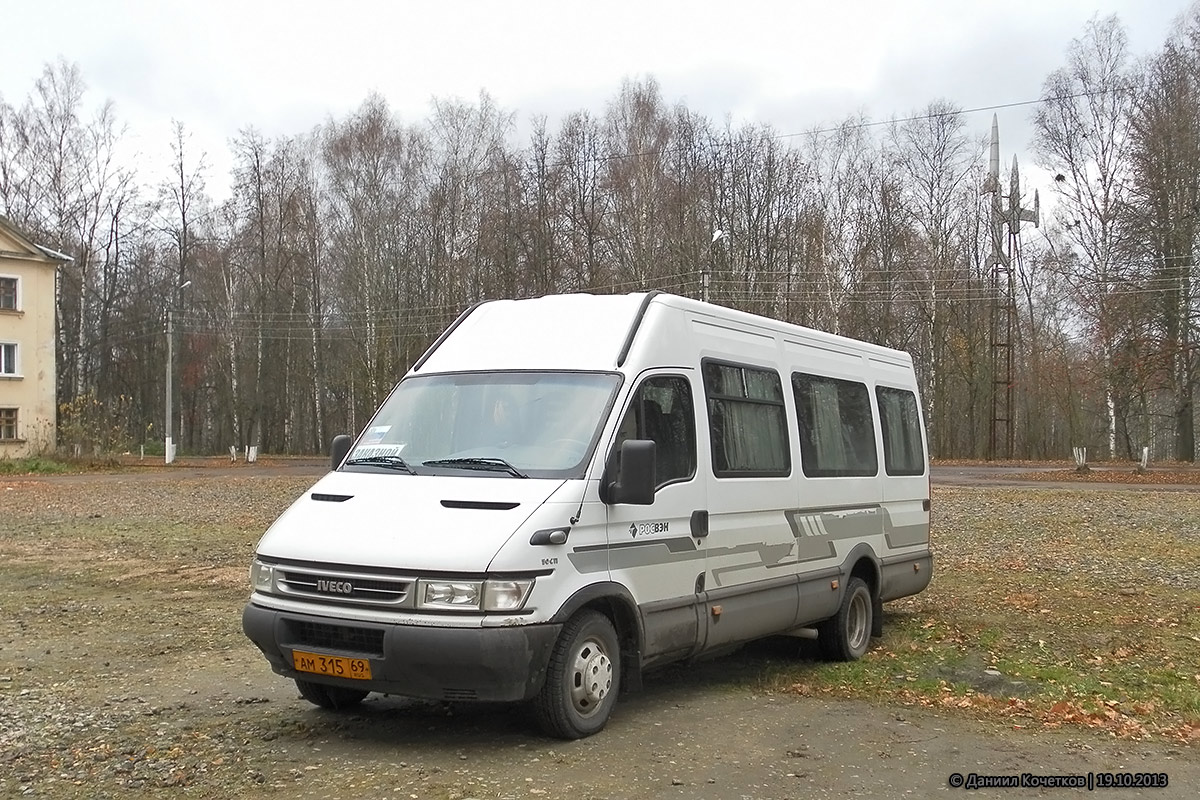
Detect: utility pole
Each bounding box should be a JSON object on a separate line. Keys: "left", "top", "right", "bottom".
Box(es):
{"left": 165, "top": 306, "right": 174, "bottom": 464}
{"left": 164, "top": 280, "right": 191, "bottom": 464}
{"left": 704, "top": 229, "right": 725, "bottom": 303}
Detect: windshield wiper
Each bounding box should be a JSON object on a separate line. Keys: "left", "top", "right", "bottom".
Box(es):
{"left": 344, "top": 455, "right": 417, "bottom": 474}
{"left": 422, "top": 457, "right": 528, "bottom": 478}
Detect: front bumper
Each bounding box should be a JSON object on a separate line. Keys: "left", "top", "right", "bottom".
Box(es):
{"left": 242, "top": 603, "right": 561, "bottom": 702}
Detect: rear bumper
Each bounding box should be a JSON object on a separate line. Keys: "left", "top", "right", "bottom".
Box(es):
{"left": 242, "top": 603, "right": 561, "bottom": 702}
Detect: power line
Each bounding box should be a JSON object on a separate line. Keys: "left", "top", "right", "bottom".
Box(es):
{"left": 773, "top": 89, "right": 1115, "bottom": 141}
{"left": 482, "top": 87, "right": 1122, "bottom": 175}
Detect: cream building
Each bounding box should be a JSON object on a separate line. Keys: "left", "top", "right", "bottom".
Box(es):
{"left": 0, "top": 216, "right": 69, "bottom": 458}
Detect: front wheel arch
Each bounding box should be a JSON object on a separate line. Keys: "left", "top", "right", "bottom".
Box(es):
{"left": 551, "top": 582, "right": 643, "bottom": 690}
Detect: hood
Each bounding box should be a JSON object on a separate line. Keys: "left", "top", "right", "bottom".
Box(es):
{"left": 255, "top": 471, "right": 568, "bottom": 571}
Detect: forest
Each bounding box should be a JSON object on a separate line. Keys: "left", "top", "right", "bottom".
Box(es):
{"left": 1, "top": 12, "right": 1198, "bottom": 462}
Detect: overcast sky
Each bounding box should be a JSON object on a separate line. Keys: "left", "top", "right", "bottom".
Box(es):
{"left": 1, "top": 0, "right": 1193, "bottom": 201}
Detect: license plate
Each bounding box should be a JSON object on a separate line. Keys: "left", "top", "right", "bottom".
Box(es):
{"left": 292, "top": 650, "right": 372, "bottom": 680}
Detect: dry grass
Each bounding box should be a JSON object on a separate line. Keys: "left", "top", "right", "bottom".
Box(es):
{"left": 4, "top": 475, "right": 1199, "bottom": 745}
{"left": 781, "top": 486, "right": 1200, "bottom": 741}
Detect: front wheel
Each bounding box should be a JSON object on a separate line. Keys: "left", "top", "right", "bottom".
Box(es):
{"left": 817, "top": 576, "right": 873, "bottom": 661}
{"left": 295, "top": 679, "right": 369, "bottom": 710}
{"left": 534, "top": 610, "right": 620, "bottom": 739}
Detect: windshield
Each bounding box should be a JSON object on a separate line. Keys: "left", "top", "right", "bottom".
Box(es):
{"left": 344, "top": 371, "right": 622, "bottom": 479}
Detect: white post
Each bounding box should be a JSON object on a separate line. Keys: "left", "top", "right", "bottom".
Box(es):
{"left": 705, "top": 229, "right": 725, "bottom": 303}
{"left": 1072, "top": 446, "right": 1088, "bottom": 468}
{"left": 164, "top": 280, "right": 191, "bottom": 465}
{"left": 165, "top": 306, "right": 174, "bottom": 465}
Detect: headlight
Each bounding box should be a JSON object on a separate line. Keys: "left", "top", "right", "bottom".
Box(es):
{"left": 250, "top": 560, "right": 275, "bottom": 593}
{"left": 417, "top": 578, "right": 534, "bottom": 611}
{"left": 419, "top": 580, "right": 482, "bottom": 609}
{"left": 483, "top": 579, "right": 534, "bottom": 611}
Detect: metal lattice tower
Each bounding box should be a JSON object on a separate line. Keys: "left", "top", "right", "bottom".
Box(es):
{"left": 983, "top": 115, "right": 1038, "bottom": 460}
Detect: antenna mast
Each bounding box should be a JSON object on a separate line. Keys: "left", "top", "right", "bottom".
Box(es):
{"left": 983, "top": 115, "right": 1039, "bottom": 460}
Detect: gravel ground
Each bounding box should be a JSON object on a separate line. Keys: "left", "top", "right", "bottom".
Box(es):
{"left": 2, "top": 469, "right": 1199, "bottom": 798}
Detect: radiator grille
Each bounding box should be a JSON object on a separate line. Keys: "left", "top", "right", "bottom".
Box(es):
{"left": 279, "top": 568, "right": 413, "bottom": 607}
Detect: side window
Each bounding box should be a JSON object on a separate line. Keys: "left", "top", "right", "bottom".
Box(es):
{"left": 876, "top": 387, "right": 925, "bottom": 476}
{"left": 792, "top": 373, "right": 877, "bottom": 477}
{"left": 614, "top": 376, "right": 697, "bottom": 488}
{"left": 702, "top": 360, "right": 790, "bottom": 477}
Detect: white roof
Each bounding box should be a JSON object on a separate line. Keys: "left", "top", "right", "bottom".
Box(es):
{"left": 415, "top": 293, "right": 650, "bottom": 373}
{"left": 414, "top": 291, "right": 913, "bottom": 375}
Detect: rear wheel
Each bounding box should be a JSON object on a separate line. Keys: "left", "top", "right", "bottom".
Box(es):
{"left": 295, "top": 679, "right": 369, "bottom": 710}
{"left": 818, "top": 576, "right": 873, "bottom": 661}
{"left": 534, "top": 610, "right": 620, "bottom": 739}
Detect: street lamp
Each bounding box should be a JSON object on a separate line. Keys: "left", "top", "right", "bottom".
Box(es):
{"left": 165, "top": 280, "right": 191, "bottom": 464}
{"left": 703, "top": 229, "right": 726, "bottom": 303}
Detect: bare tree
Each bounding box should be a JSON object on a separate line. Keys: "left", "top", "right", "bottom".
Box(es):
{"left": 554, "top": 110, "right": 606, "bottom": 291}
{"left": 601, "top": 78, "right": 675, "bottom": 292}
{"left": 1033, "top": 14, "right": 1138, "bottom": 458}
{"left": 157, "top": 121, "right": 210, "bottom": 449}
{"left": 1123, "top": 33, "right": 1200, "bottom": 460}
{"left": 0, "top": 59, "right": 139, "bottom": 408}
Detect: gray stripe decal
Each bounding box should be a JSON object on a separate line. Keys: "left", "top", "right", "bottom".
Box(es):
{"left": 793, "top": 502, "right": 880, "bottom": 513}
{"left": 712, "top": 506, "right": 883, "bottom": 583}
{"left": 785, "top": 507, "right": 879, "bottom": 540}
{"left": 885, "top": 525, "right": 928, "bottom": 548}
{"left": 708, "top": 542, "right": 796, "bottom": 584}
{"left": 882, "top": 508, "right": 929, "bottom": 547}
{"left": 567, "top": 503, "right": 926, "bottom": 581}
{"left": 567, "top": 550, "right": 610, "bottom": 574}
{"left": 573, "top": 537, "right": 699, "bottom": 554}
{"left": 568, "top": 536, "right": 699, "bottom": 574}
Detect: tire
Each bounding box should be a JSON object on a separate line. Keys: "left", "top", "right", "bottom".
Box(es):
{"left": 295, "top": 679, "right": 369, "bottom": 710}
{"left": 817, "top": 576, "right": 873, "bottom": 661}
{"left": 534, "top": 610, "right": 620, "bottom": 739}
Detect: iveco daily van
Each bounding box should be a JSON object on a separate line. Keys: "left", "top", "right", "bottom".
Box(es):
{"left": 242, "top": 291, "right": 932, "bottom": 739}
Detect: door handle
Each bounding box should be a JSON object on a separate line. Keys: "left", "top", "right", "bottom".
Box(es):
{"left": 690, "top": 509, "right": 709, "bottom": 538}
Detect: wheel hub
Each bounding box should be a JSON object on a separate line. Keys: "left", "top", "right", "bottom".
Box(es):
{"left": 848, "top": 591, "right": 869, "bottom": 651}
{"left": 570, "top": 640, "right": 613, "bottom": 714}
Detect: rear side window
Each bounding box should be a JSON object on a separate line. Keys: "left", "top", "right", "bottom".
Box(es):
{"left": 703, "top": 361, "right": 790, "bottom": 477}
{"left": 876, "top": 387, "right": 925, "bottom": 476}
{"left": 792, "top": 373, "right": 877, "bottom": 477}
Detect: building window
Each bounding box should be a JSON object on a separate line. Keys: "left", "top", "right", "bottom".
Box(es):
{"left": 0, "top": 408, "right": 16, "bottom": 440}
{"left": 703, "top": 360, "right": 790, "bottom": 477}
{"left": 793, "top": 372, "right": 878, "bottom": 477}
{"left": 0, "top": 277, "right": 16, "bottom": 311}
{"left": 876, "top": 387, "right": 926, "bottom": 476}
{"left": 0, "top": 343, "right": 17, "bottom": 375}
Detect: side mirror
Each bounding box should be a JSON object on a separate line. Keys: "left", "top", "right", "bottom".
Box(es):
{"left": 604, "top": 439, "right": 656, "bottom": 505}
{"left": 330, "top": 434, "right": 353, "bottom": 470}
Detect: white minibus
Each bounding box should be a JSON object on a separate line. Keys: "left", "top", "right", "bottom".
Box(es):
{"left": 243, "top": 292, "right": 932, "bottom": 738}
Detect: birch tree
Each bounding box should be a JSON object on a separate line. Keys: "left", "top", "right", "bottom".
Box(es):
{"left": 1033, "top": 14, "right": 1138, "bottom": 457}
